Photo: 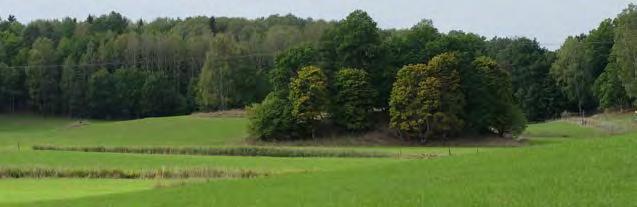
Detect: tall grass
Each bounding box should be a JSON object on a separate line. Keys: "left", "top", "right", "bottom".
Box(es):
{"left": 32, "top": 145, "right": 393, "bottom": 158}
{"left": 0, "top": 167, "right": 265, "bottom": 179}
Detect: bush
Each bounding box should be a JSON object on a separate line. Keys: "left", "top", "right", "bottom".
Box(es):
{"left": 247, "top": 93, "right": 296, "bottom": 140}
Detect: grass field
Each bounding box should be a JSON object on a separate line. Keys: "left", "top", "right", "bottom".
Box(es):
{"left": 0, "top": 114, "right": 248, "bottom": 148}
{"left": 0, "top": 113, "right": 635, "bottom": 206}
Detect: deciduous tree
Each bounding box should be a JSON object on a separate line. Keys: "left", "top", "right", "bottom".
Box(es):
{"left": 332, "top": 68, "right": 376, "bottom": 131}
{"left": 289, "top": 66, "right": 328, "bottom": 138}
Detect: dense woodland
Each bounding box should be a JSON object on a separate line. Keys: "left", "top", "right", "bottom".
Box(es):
{"left": 2, "top": 5, "right": 637, "bottom": 141}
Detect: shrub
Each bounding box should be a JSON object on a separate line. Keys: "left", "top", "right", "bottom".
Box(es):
{"left": 247, "top": 93, "right": 296, "bottom": 140}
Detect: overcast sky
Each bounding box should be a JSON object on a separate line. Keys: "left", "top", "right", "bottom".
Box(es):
{"left": 1, "top": 0, "right": 635, "bottom": 49}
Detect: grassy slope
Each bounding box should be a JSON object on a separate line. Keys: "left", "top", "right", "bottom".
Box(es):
{"left": 0, "top": 114, "right": 408, "bottom": 204}
{"left": 0, "top": 114, "right": 248, "bottom": 148}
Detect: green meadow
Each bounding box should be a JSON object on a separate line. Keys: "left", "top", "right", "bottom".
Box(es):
{"left": 0, "top": 113, "right": 635, "bottom": 206}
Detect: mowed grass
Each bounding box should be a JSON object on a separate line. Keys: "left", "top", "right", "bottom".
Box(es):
{"left": 0, "top": 179, "right": 161, "bottom": 204}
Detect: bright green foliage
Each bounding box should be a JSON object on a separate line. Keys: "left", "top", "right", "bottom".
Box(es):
{"left": 389, "top": 63, "right": 432, "bottom": 140}
{"left": 26, "top": 37, "right": 60, "bottom": 114}
{"left": 425, "top": 53, "right": 465, "bottom": 137}
{"left": 247, "top": 93, "right": 295, "bottom": 140}
{"left": 196, "top": 34, "right": 244, "bottom": 111}
{"left": 471, "top": 57, "right": 527, "bottom": 136}
{"left": 551, "top": 36, "right": 596, "bottom": 114}
{"left": 612, "top": 4, "right": 637, "bottom": 101}
{"left": 389, "top": 53, "right": 464, "bottom": 141}
{"left": 332, "top": 68, "right": 376, "bottom": 131}
{"left": 593, "top": 60, "right": 632, "bottom": 110}
{"left": 289, "top": 66, "right": 328, "bottom": 137}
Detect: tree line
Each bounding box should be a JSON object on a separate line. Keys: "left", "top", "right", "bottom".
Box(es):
{"left": 2, "top": 5, "right": 637, "bottom": 141}
{"left": 0, "top": 12, "right": 332, "bottom": 118}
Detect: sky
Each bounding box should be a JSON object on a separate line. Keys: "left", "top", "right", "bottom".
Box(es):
{"left": 1, "top": 0, "right": 635, "bottom": 49}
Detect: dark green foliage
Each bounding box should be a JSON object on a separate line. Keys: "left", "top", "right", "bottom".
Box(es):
{"left": 384, "top": 20, "right": 441, "bottom": 67}
{"left": 0, "top": 12, "right": 334, "bottom": 118}
{"left": 289, "top": 66, "right": 329, "bottom": 137}
{"left": 319, "top": 10, "right": 387, "bottom": 107}
{"left": 470, "top": 57, "right": 526, "bottom": 136}
{"left": 60, "top": 56, "right": 87, "bottom": 117}
{"left": 141, "top": 72, "right": 186, "bottom": 117}
{"left": 332, "top": 68, "right": 376, "bottom": 131}
{"left": 32, "top": 145, "right": 392, "bottom": 158}
{"left": 249, "top": 46, "right": 319, "bottom": 141}
{"left": 0, "top": 62, "right": 25, "bottom": 112}
{"left": 112, "top": 68, "right": 146, "bottom": 118}
{"left": 87, "top": 68, "right": 117, "bottom": 118}
{"left": 90, "top": 11, "right": 129, "bottom": 34}
{"left": 5, "top": 8, "right": 637, "bottom": 145}
{"left": 247, "top": 93, "right": 296, "bottom": 140}
{"left": 585, "top": 19, "right": 615, "bottom": 78}
{"left": 319, "top": 10, "right": 382, "bottom": 71}
{"left": 488, "top": 38, "right": 565, "bottom": 121}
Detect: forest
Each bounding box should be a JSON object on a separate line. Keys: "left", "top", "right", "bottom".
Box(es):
{"left": 1, "top": 5, "right": 637, "bottom": 142}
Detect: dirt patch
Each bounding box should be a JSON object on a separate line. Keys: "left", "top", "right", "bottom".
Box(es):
{"left": 191, "top": 109, "right": 246, "bottom": 118}
{"left": 562, "top": 113, "right": 636, "bottom": 135}
{"left": 65, "top": 120, "right": 90, "bottom": 129}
